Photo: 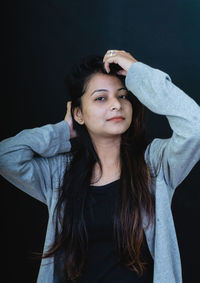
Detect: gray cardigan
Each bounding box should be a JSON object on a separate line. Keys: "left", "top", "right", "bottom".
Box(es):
{"left": 1, "top": 62, "right": 200, "bottom": 283}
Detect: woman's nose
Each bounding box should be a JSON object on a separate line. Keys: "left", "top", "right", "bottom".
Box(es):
{"left": 110, "top": 98, "right": 122, "bottom": 111}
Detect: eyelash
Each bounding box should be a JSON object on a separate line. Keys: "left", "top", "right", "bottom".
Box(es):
{"left": 95, "top": 94, "right": 127, "bottom": 101}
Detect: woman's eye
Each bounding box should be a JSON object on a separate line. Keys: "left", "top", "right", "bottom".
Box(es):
{"left": 95, "top": 96, "right": 105, "bottom": 101}
{"left": 119, "top": 94, "right": 127, "bottom": 99}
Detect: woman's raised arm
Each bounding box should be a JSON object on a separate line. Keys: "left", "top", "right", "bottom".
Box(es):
{"left": 125, "top": 60, "right": 200, "bottom": 197}
{"left": 0, "top": 120, "right": 72, "bottom": 205}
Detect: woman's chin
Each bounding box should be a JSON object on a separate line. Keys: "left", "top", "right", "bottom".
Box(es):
{"left": 103, "top": 128, "right": 129, "bottom": 137}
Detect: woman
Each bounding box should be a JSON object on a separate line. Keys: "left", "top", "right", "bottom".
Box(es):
{"left": 0, "top": 50, "right": 200, "bottom": 283}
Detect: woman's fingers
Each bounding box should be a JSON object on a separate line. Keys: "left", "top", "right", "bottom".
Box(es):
{"left": 64, "top": 101, "right": 77, "bottom": 139}
{"left": 65, "top": 101, "right": 71, "bottom": 121}
{"left": 117, "top": 69, "right": 127, "bottom": 76}
{"left": 104, "top": 56, "right": 119, "bottom": 73}
{"left": 103, "top": 50, "right": 119, "bottom": 72}
{"left": 103, "top": 49, "right": 137, "bottom": 75}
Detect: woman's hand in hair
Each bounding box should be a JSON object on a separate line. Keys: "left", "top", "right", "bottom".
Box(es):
{"left": 64, "top": 101, "right": 77, "bottom": 139}
{"left": 103, "top": 49, "right": 137, "bottom": 76}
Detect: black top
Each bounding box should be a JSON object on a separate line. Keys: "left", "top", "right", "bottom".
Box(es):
{"left": 75, "top": 179, "right": 154, "bottom": 283}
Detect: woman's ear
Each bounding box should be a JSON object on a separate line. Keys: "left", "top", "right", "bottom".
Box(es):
{"left": 73, "top": 107, "right": 85, "bottom": 125}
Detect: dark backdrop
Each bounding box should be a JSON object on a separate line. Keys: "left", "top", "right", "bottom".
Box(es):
{"left": 2, "top": 0, "right": 200, "bottom": 282}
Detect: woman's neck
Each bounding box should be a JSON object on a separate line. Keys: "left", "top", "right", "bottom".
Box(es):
{"left": 90, "top": 136, "right": 121, "bottom": 185}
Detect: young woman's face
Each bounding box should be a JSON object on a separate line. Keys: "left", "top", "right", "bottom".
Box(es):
{"left": 74, "top": 73, "right": 133, "bottom": 140}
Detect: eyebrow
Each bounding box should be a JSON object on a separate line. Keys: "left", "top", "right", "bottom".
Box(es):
{"left": 90, "top": 87, "right": 127, "bottom": 96}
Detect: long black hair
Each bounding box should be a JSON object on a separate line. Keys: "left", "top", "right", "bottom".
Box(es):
{"left": 42, "top": 55, "right": 155, "bottom": 281}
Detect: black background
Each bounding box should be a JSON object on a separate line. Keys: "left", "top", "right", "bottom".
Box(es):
{"left": 2, "top": 0, "right": 200, "bottom": 282}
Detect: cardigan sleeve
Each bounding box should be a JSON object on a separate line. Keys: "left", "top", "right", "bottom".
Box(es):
{"left": 125, "top": 62, "right": 200, "bottom": 193}
{"left": 0, "top": 120, "right": 71, "bottom": 204}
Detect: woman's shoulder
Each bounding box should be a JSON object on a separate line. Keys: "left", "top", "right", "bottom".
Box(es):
{"left": 49, "top": 152, "right": 73, "bottom": 180}
{"left": 144, "top": 138, "right": 170, "bottom": 177}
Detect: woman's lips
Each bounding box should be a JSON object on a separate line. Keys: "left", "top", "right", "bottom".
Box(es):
{"left": 107, "top": 116, "right": 125, "bottom": 122}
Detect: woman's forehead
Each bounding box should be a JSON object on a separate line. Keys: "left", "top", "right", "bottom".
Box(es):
{"left": 85, "top": 73, "right": 124, "bottom": 93}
